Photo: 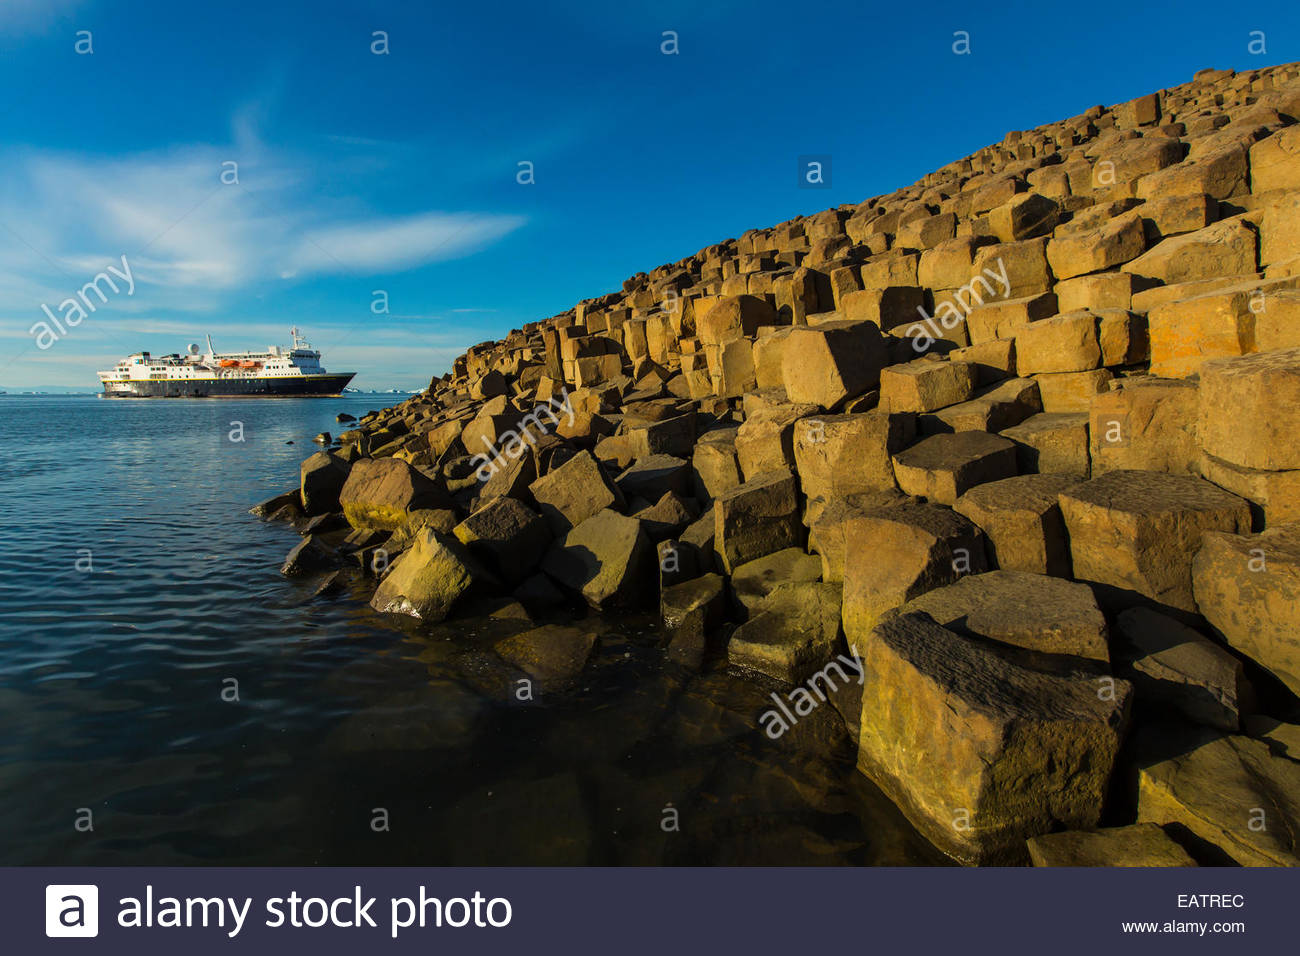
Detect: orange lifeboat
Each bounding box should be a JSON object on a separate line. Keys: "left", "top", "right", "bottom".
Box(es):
{"left": 239, "top": 360, "right": 262, "bottom": 369}
{"left": 219, "top": 359, "right": 239, "bottom": 367}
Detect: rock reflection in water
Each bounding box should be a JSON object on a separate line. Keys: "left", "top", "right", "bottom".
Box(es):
{"left": 312, "top": 580, "right": 948, "bottom": 866}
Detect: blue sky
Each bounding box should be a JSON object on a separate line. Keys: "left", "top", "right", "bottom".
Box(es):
{"left": 0, "top": 0, "right": 1295, "bottom": 390}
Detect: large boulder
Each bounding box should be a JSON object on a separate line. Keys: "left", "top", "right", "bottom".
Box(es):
{"left": 1121, "top": 217, "right": 1256, "bottom": 286}
{"left": 1114, "top": 606, "right": 1251, "bottom": 731}
{"left": 896, "top": 570, "right": 1110, "bottom": 665}
{"left": 528, "top": 450, "right": 621, "bottom": 533}
{"left": 1033, "top": 368, "right": 1113, "bottom": 414}
{"left": 691, "top": 429, "right": 742, "bottom": 503}
{"left": 1197, "top": 348, "right": 1300, "bottom": 472}
{"left": 793, "top": 412, "right": 915, "bottom": 501}
{"left": 616, "top": 454, "right": 692, "bottom": 502}
{"left": 452, "top": 496, "right": 552, "bottom": 585}
{"left": 806, "top": 489, "right": 907, "bottom": 582}
{"left": 731, "top": 547, "right": 823, "bottom": 617}
{"left": 1192, "top": 523, "right": 1300, "bottom": 697}
{"left": 1058, "top": 470, "right": 1251, "bottom": 613}
{"left": 542, "top": 509, "right": 652, "bottom": 609}
{"left": 892, "top": 431, "right": 1019, "bottom": 505}
{"left": 369, "top": 528, "right": 484, "bottom": 621}
{"left": 1014, "top": 312, "right": 1102, "bottom": 375}
{"left": 479, "top": 448, "right": 536, "bottom": 502}
{"left": 920, "top": 377, "right": 1042, "bottom": 435}
{"left": 633, "top": 490, "right": 697, "bottom": 541}
{"left": 625, "top": 411, "right": 696, "bottom": 459}
{"left": 953, "top": 474, "right": 1077, "bottom": 576}
{"left": 1046, "top": 209, "right": 1146, "bottom": 280}
{"left": 1147, "top": 283, "right": 1263, "bottom": 378}
{"left": 299, "top": 451, "right": 351, "bottom": 515}
{"left": 878, "top": 359, "right": 976, "bottom": 413}
{"left": 1249, "top": 125, "right": 1300, "bottom": 193}
{"left": 728, "top": 581, "right": 844, "bottom": 684}
{"left": 840, "top": 501, "right": 987, "bottom": 639}
{"left": 856, "top": 613, "right": 1131, "bottom": 864}
{"left": 966, "top": 292, "right": 1058, "bottom": 345}
{"left": 1088, "top": 378, "right": 1198, "bottom": 476}
{"left": 713, "top": 471, "right": 803, "bottom": 573}
{"left": 1026, "top": 824, "right": 1196, "bottom": 867}
{"left": 1136, "top": 727, "right": 1300, "bottom": 866}
{"left": 999, "top": 412, "right": 1091, "bottom": 478}
{"left": 734, "top": 401, "right": 819, "bottom": 480}
{"left": 697, "top": 294, "right": 776, "bottom": 344}
{"left": 781, "top": 320, "right": 887, "bottom": 409}
{"left": 339, "top": 457, "right": 448, "bottom": 531}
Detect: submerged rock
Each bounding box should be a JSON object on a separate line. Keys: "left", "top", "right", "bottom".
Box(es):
{"left": 661, "top": 573, "right": 727, "bottom": 669}
{"left": 281, "top": 534, "right": 336, "bottom": 576}
{"left": 250, "top": 488, "right": 299, "bottom": 518}
{"left": 493, "top": 624, "right": 599, "bottom": 691}
{"left": 312, "top": 569, "right": 348, "bottom": 597}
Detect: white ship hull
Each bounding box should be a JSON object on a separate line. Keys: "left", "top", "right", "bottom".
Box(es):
{"left": 98, "top": 328, "right": 355, "bottom": 398}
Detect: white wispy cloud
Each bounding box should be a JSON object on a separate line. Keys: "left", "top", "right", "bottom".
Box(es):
{"left": 0, "top": 140, "right": 527, "bottom": 316}
{"left": 0, "top": 96, "right": 537, "bottom": 387}
{"left": 288, "top": 211, "right": 525, "bottom": 275}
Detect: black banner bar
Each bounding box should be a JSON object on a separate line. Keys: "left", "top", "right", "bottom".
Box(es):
{"left": 7, "top": 866, "right": 1291, "bottom": 953}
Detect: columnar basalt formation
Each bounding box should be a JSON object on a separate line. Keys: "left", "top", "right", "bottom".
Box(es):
{"left": 260, "top": 63, "right": 1300, "bottom": 866}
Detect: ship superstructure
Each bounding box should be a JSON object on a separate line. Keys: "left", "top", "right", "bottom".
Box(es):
{"left": 98, "top": 328, "right": 355, "bottom": 398}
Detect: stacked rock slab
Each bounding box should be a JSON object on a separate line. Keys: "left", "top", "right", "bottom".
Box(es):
{"left": 265, "top": 61, "right": 1300, "bottom": 867}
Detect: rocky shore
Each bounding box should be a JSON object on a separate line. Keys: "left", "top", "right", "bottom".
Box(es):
{"left": 257, "top": 62, "right": 1300, "bottom": 866}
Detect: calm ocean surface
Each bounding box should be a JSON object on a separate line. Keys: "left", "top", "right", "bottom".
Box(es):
{"left": 0, "top": 395, "right": 943, "bottom": 865}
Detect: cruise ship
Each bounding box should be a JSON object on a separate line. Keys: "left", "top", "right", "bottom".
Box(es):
{"left": 98, "top": 328, "right": 355, "bottom": 398}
